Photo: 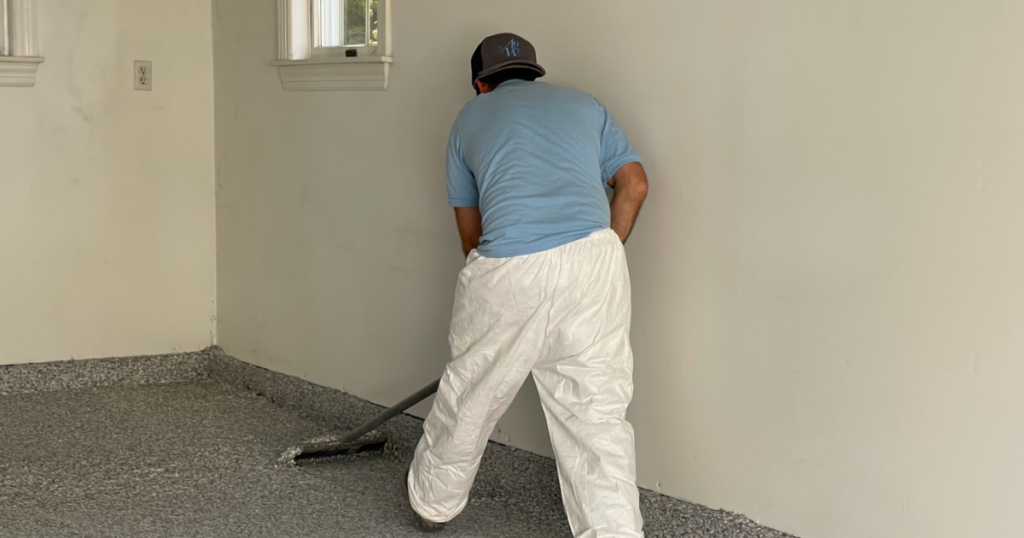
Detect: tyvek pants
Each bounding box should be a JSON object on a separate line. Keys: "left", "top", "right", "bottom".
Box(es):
{"left": 408, "top": 228, "right": 643, "bottom": 538}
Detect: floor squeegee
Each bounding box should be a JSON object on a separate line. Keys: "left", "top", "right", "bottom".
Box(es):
{"left": 280, "top": 377, "right": 441, "bottom": 464}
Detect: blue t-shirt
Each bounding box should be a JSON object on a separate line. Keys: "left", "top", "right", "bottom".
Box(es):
{"left": 447, "top": 80, "right": 641, "bottom": 258}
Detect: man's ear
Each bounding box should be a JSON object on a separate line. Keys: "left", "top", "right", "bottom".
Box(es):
{"left": 475, "top": 80, "right": 493, "bottom": 94}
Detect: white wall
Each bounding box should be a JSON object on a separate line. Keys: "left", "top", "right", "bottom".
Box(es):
{"left": 213, "top": 1, "right": 1024, "bottom": 537}
{"left": 0, "top": 0, "right": 216, "bottom": 364}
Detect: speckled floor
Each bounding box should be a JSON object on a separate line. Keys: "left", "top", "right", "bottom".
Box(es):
{"left": 0, "top": 368, "right": 794, "bottom": 537}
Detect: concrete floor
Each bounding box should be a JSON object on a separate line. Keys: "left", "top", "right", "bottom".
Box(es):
{"left": 0, "top": 363, "right": 794, "bottom": 538}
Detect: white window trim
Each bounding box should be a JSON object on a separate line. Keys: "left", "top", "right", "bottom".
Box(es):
{"left": 0, "top": 0, "right": 43, "bottom": 88}
{"left": 274, "top": 0, "right": 392, "bottom": 91}
{"left": 1, "top": 0, "right": 8, "bottom": 56}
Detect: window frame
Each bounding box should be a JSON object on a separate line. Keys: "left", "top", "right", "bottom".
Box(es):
{"left": 274, "top": 0, "right": 392, "bottom": 91}
{"left": 1, "top": 0, "right": 11, "bottom": 57}
{"left": 0, "top": 0, "right": 44, "bottom": 87}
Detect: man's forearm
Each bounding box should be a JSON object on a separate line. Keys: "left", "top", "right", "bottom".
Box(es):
{"left": 454, "top": 206, "right": 483, "bottom": 258}
{"left": 609, "top": 162, "right": 649, "bottom": 243}
{"left": 611, "top": 192, "right": 644, "bottom": 243}
{"left": 461, "top": 237, "right": 480, "bottom": 258}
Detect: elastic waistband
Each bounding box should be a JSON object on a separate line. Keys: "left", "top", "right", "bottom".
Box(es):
{"left": 540, "top": 228, "right": 620, "bottom": 256}
{"left": 468, "top": 228, "right": 620, "bottom": 264}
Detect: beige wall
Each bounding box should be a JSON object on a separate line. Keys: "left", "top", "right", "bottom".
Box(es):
{"left": 214, "top": 1, "right": 1024, "bottom": 537}
{"left": 0, "top": 0, "right": 216, "bottom": 364}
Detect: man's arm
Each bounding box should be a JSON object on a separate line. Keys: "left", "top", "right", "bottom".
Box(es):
{"left": 608, "top": 162, "right": 649, "bottom": 244}
{"left": 454, "top": 206, "right": 483, "bottom": 258}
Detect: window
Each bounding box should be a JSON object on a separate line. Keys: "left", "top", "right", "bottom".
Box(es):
{"left": 274, "top": 0, "right": 392, "bottom": 91}
{"left": 313, "top": 0, "right": 379, "bottom": 57}
{"left": 0, "top": 0, "right": 44, "bottom": 87}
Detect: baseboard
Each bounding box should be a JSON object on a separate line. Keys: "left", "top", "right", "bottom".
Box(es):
{"left": 0, "top": 349, "right": 214, "bottom": 396}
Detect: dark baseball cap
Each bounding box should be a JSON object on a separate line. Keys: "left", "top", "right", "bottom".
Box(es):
{"left": 470, "top": 33, "right": 546, "bottom": 89}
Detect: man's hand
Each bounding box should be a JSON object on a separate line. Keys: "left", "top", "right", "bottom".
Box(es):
{"left": 454, "top": 206, "right": 483, "bottom": 258}
{"left": 608, "top": 162, "right": 649, "bottom": 244}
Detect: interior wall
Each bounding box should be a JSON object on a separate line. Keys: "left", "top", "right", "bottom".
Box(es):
{"left": 213, "top": 1, "right": 1024, "bottom": 537}
{"left": 0, "top": 0, "right": 216, "bottom": 364}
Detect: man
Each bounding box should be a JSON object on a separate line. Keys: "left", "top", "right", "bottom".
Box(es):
{"left": 406, "top": 33, "right": 649, "bottom": 537}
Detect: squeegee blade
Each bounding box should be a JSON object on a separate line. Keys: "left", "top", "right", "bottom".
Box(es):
{"left": 285, "top": 431, "right": 390, "bottom": 464}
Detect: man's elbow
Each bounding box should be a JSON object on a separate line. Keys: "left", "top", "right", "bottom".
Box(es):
{"left": 628, "top": 165, "right": 649, "bottom": 200}
{"left": 632, "top": 176, "right": 649, "bottom": 200}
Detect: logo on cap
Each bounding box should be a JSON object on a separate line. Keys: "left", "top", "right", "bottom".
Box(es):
{"left": 500, "top": 39, "right": 521, "bottom": 57}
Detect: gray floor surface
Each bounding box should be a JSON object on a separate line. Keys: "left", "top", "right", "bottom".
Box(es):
{"left": 0, "top": 380, "right": 793, "bottom": 538}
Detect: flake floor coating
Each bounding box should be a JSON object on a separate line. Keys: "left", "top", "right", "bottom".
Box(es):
{"left": 0, "top": 381, "right": 795, "bottom": 538}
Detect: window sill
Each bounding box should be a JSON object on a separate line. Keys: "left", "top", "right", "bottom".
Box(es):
{"left": 0, "top": 56, "right": 44, "bottom": 87}
{"left": 272, "top": 56, "right": 393, "bottom": 91}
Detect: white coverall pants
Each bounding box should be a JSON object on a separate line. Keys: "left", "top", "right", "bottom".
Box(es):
{"left": 408, "top": 228, "right": 644, "bottom": 538}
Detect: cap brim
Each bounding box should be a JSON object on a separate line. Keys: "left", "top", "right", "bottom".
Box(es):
{"left": 475, "top": 61, "right": 546, "bottom": 81}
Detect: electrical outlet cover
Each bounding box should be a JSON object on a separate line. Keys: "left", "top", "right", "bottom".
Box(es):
{"left": 134, "top": 60, "right": 153, "bottom": 91}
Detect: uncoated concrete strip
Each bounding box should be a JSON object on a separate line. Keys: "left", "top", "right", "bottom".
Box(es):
{"left": 204, "top": 350, "right": 797, "bottom": 538}
{"left": 0, "top": 349, "right": 214, "bottom": 396}
{"left": 204, "top": 348, "right": 395, "bottom": 432}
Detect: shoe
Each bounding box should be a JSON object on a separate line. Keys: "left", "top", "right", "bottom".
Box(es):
{"left": 404, "top": 466, "right": 447, "bottom": 532}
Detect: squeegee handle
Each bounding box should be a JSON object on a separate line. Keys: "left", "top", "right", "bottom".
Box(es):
{"left": 338, "top": 377, "right": 442, "bottom": 445}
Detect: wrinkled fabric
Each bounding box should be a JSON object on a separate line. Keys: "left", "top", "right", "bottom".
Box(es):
{"left": 408, "top": 229, "right": 644, "bottom": 538}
